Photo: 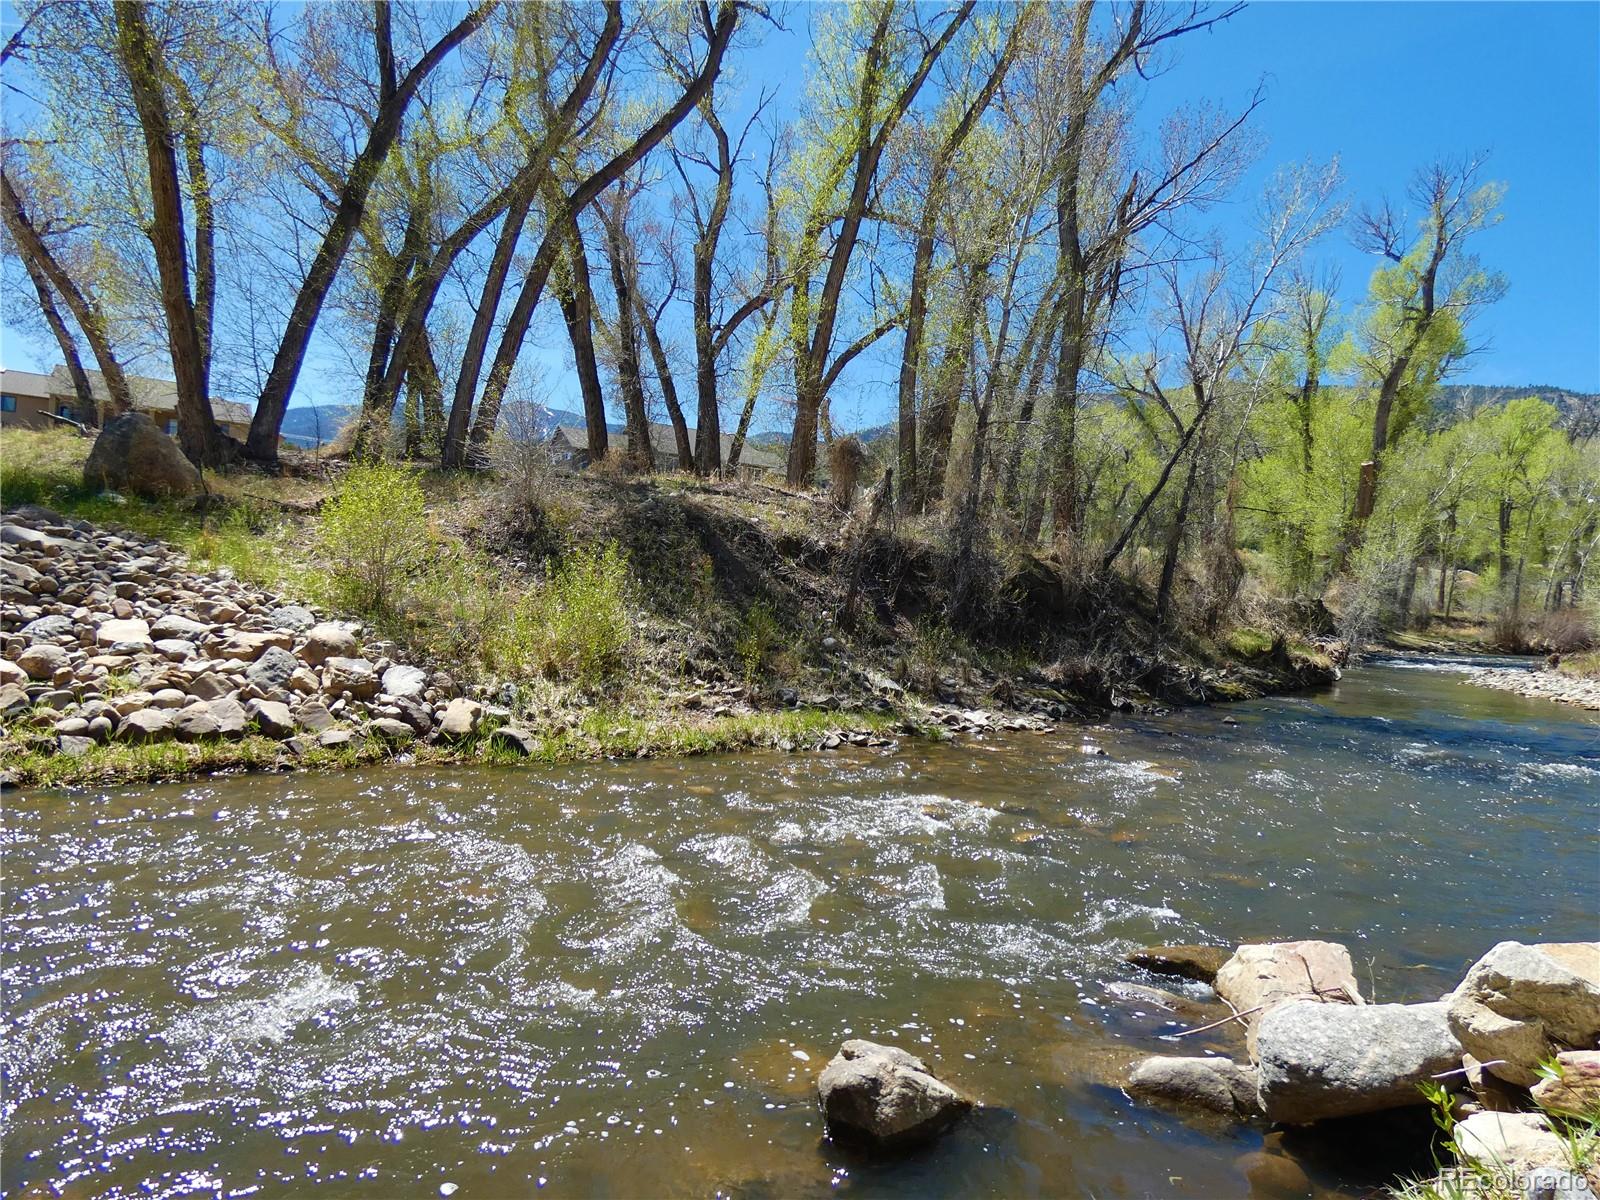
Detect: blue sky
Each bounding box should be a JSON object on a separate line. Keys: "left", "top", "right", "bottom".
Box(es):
{"left": 1128, "top": 0, "right": 1600, "bottom": 392}
{"left": 2, "top": 0, "right": 1597, "bottom": 424}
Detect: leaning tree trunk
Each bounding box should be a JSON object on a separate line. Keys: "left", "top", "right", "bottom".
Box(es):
{"left": 1, "top": 170, "right": 134, "bottom": 418}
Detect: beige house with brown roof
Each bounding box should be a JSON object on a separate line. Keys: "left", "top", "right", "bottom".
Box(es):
{"left": 0, "top": 365, "right": 253, "bottom": 440}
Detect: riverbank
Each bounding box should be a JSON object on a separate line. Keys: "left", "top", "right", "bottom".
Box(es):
{"left": 1, "top": 426, "right": 1340, "bottom": 790}
{"left": 1462, "top": 661, "right": 1600, "bottom": 711}
{"left": 0, "top": 495, "right": 1332, "bottom": 789}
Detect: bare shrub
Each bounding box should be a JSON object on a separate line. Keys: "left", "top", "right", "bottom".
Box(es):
{"left": 828, "top": 436, "right": 869, "bottom": 511}
{"left": 491, "top": 401, "right": 556, "bottom": 534}
{"left": 1496, "top": 607, "right": 1597, "bottom": 654}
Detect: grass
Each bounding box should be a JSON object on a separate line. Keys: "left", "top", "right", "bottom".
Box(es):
{"left": 0, "top": 707, "right": 905, "bottom": 789}
{"left": 1557, "top": 650, "right": 1600, "bottom": 680}
{"left": 1387, "top": 1077, "right": 1600, "bottom": 1200}
{"left": 1224, "top": 627, "right": 1275, "bottom": 657}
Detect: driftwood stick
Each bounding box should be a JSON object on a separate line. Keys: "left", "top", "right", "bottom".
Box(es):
{"left": 1430, "top": 1060, "right": 1506, "bottom": 1080}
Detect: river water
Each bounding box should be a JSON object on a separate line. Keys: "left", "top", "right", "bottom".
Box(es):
{"left": 4, "top": 656, "right": 1597, "bottom": 1199}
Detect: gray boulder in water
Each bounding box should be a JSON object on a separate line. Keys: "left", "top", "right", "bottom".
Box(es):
{"left": 817, "top": 1039, "right": 973, "bottom": 1149}
{"left": 83, "top": 413, "right": 200, "bottom": 498}
{"left": 1255, "top": 1000, "right": 1461, "bottom": 1124}
{"left": 1127, "top": 1055, "right": 1260, "bottom": 1118}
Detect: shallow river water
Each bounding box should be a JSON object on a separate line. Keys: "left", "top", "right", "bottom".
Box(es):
{"left": 4, "top": 656, "right": 1598, "bottom": 1199}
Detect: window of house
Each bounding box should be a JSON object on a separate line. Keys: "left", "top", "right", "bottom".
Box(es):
{"left": 57, "top": 405, "right": 74, "bottom": 419}
{"left": 1, "top": 394, "right": 16, "bottom": 413}
{"left": 165, "top": 419, "right": 177, "bottom": 435}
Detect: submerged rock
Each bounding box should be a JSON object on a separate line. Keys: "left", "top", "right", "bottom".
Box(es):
{"left": 1254, "top": 1000, "right": 1461, "bottom": 1124}
{"left": 817, "top": 1039, "right": 973, "bottom": 1149}
{"left": 1126, "top": 1055, "right": 1259, "bottom": 1118}
{"left": 1447, "top": 941, "right": 1600, "bottom": 1087}
{"left": 1126, "top": 944, "right": 1232, "bottom": 985}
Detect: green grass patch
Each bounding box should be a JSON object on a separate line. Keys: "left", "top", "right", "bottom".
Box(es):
{"left": 1224, "top": 627, "right": 1275, "bottom": 658}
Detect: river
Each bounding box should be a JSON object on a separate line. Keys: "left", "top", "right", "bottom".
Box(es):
{"left": 3, "top": 656, "right": 1597, "bottom": 1199}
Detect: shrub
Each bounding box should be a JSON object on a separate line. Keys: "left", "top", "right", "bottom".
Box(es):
{"left": 734, "top": 601, "right": 783, "bottom": 680}
{"left": 527, "top": 542, "right": 632, "bottom": 684}
{"left": 315, "top": 461, "right": 432, "bottom": 617}
{"left": 828, "top": 435, "right": 869, "bottom": 511}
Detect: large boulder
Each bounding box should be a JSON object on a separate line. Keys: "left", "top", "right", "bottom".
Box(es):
{"left": 1530, "top": 1050, "right": 1600, "bottom": 1118}
{"left": 95, "top": 617, "right": 152, "bottom": 650}
{"left": 1447, "top": 942, "right": 1600, "bottom": 1088}
{"left": 1254, "top": 1000, "right": 1461, "bottom": 1124}
{"left": 380, "top": 664, "right": 428, "bottom": 700}
{"left": 817, "top": 1040, "right": 974, "bottom": 1149}
{"left": 17, "top": 644, "right": 69, "bottom": 681}
{"left": 1127, "top": 1055, "right": 1259, "bottom": 1118}
{"left": 82, "top": 412, "right": 200, "bottom": 498}
{"left": 436, "top": 697, "right": 483, "bottom": 741}
{"left": 116, "top": 708, "right": 173, "bottom": 743}
{"left": 1215, "top": 941, "right": 1364, "bottom": 1018}
{"left": 246, "top": 645, "right": 299, "bottom": 691}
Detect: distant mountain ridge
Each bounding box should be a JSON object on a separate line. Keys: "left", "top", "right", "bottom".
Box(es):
{"left": 275, "top": 382, "right": 1597, "bottom": 450}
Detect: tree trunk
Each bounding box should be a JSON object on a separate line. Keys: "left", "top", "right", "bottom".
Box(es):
{"left": 443, "top": 191, "right": 533, "bottom": 467}
{"left": 636, "top": 294, "right": 693, "bottom": 469}
{"left": 553, "top": 221, "right": 608, "bottom": 465}
{"left": 691, "top": 106, "right": 733, "bottom": 476}
{"left": 411, "top": 328, "right": 445, "bottom": 459}
{"left": 1156, "top": 451, "right": 1202, "bottom": 625}
{"left": 115, "top": 0, "right": 222, "bottom": 467}
{"left": 600, "top": 201, "right": 654, "bottom": 472}
{"left": 18, "top": 251, "right": 95, "bottom": 423}
{"left": 0, "top": 170, "right": 134, "bottom": 416}
{"left": 246, "top": 1, "right": 493, "bottom": 461}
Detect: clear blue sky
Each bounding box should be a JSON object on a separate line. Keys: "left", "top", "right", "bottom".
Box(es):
{"left": 2, "top": 0, "right": 1597, "bottom": 419}
{"left": 1130, "top": 0, "right": 1600, "bottom": 393}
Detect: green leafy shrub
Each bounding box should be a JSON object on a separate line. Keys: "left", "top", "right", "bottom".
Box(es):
{"left": 526, "top": 542, "right": 632, "bottom": 684}
{"left": 315, "top": 461, "right": 432, "bottom": 617}
{"left": 735, "top": 601, "right": 783, "bottom": 680}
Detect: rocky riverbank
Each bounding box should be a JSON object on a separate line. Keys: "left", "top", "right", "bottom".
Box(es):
{"left": 0, "top": 501, "right": 1338, "bottom": 789}
{"left": 1116, "top": 938, "right": 1600, "bottom": 1196}
{"left": 1464, "top": 664, "right": 1600, "bottom": 711}
{"left": 0, "top": 504, "right": 907, "bottom": 788}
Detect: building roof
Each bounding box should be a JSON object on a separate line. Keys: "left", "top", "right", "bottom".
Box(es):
{"left": 550, "top": 421, "right": 783, "bottom": 471}
{"left": 43, "top": 365, "right": 255, "bottom": 425}
{"left": 1, "top": 368, "right": 59, "bottom": 396}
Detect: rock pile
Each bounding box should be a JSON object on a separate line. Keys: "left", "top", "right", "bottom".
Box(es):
{"left": 1, "top": 505, "right": 473, "bottom": 762}
{"left": 1124, "top": 938, "right": 1600, "bottom": 1190}
{"left": 1465, "top": 665, "right": 1600, "bottom": 711}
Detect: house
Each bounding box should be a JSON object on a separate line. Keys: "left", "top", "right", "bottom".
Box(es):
{"left": 548, "top": 421, "right": 784, "bottom": 481}
{"left": 0, "top": 365, "right": 254, "bottom": 441}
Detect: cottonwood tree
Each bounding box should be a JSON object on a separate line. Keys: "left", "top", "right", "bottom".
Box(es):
{"left": 245, "top": 0, "right": 497, "bottom": 461}
{"left": 1100, "top": 161, "right": 1342, "bottom": 622}
{"left": 1341, "top": 155, "right": 1506, "bottom": 554}
{"left": 782, "top": 0, "right": 975, "bottom": 485}
{"left": 460, "top": 0, "right": 739, "bottom": 465}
